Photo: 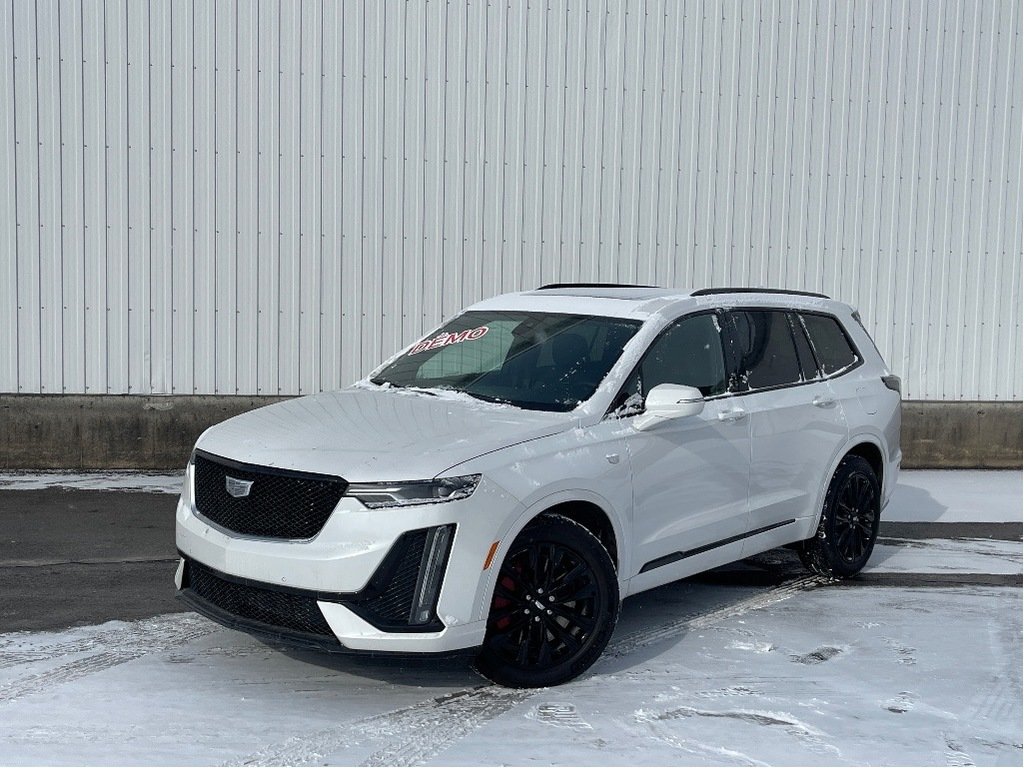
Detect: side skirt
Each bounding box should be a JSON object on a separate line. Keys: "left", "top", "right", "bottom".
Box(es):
{"left": 639, "top": 519, "right": 797, "bottom": 575}
{"left": 625, "top": 519, "right": 800, "bottom": 598}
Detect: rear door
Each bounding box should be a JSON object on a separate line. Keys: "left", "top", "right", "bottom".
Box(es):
{"left": 725, "top": 309, "right": 848, "bottom": 535}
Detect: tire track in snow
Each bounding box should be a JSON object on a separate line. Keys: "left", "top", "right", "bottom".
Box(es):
{"left": 0, "top": 613, "right": 205, "bottom": 659}
{"left": 603, "top": 575, "right": 828, "bottom": 660}
{"left": 232, "top": 575, "right": 826, "bottom": 767}
{"left": 944, "top": 734, "right": 976, "bottom": 766}
{"left": 0, "top": 614, "right": 217, "bottom": 705}
{"left": 0, "top": 628, "right": 141, "bottom": 670}
{"left": 634, "top": 705, "right": 841, "bottom": 759}
{"left": 966, "top": 627, "right": 1020, "bottom": 724}
{"left": 0, "top": 651, "right": 126, "bottom": 704}
{"left": 232, "top": 687, "right": 532, "bottom": 767}
{"left": 0, "top": 652, "right": 59, "bottom": 670}
{"left": 358, "top": 687, "right": 534, "bottom": 767}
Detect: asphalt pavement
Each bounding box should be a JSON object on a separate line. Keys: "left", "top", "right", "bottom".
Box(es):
{"left": 0, "top": 472, "right": 1019, "bottom": 633}
{"left": 0, "top": 489, "right": 180, "bottom": 632}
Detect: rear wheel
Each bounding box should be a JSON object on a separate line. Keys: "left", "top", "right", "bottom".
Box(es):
{"left": 800, "top": 455, "right": 881, "bottom": 578}
{"left": 474, "top": 514, "right": 619, "bottom": 688}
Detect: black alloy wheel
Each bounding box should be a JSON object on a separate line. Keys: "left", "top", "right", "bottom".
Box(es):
{"left": 474, "top": 514, "right": 619, "bottom": 688}
{"left": 833, "top": 471, "right": 878, "bottom": 563}
{"left": 800, "top": 454, "right": 881, "bottom": 578}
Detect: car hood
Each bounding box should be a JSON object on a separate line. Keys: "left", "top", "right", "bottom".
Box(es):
{"left": 195, "top": 387, "right": 577, "bottom": 482}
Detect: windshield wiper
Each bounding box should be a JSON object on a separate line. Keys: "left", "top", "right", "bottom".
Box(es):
{"left": 408, "top": 387, "right": 439, "bottom": 397}
{"left": 462, "top": 390, "right": 512, "bottom": 406}
{"left": 370, "top": 378, "right": 443, "bottom": 397}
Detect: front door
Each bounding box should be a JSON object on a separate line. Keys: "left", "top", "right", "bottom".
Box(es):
{"left": 615, "top": 312, "right": 751, "bottom": 576}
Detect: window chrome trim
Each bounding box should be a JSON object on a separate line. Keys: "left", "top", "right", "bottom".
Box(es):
{"left": 722, "top": 306, "right": 866, "bottom": 395}
{"left": 602, "top": 303, "right": 867, "bottom": 419}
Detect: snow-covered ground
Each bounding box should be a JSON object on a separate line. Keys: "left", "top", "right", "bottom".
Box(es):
{"left": 0, "top": 471, "right": 1020, "bottom": 766}
{"left": 0, "top": 471, "right": 185, "bottom": 495}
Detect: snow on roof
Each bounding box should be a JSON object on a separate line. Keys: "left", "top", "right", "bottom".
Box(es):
{"left": 466, "top": 285, "right": 846, "bottom": 320}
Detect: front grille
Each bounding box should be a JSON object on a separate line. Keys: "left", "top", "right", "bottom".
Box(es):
{"left": 185, "top": 560, "right": 337, "bottom": 638}
{"left": 193, "top": 452, "right": 346, "bottom": 539}
{"left": 357, "top": 529, "right": 429, "bottom": 625}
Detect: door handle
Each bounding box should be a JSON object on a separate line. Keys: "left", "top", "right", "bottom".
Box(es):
{"left": 812, "top": 395, "right": 836, "bottom": 408}
{"left": 718, "top": 407, "right": 747, "bottom": 422}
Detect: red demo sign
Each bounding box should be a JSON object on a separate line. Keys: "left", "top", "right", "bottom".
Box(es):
{"left": 407, "top": 325, "right": 489, "bottom": 355}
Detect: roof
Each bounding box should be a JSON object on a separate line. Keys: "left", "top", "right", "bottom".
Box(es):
{"left": 527, "top": 285, "right": 686, "bottom": 301}
{"left": 465, "top": 284, "right": 845, "bottom": 320}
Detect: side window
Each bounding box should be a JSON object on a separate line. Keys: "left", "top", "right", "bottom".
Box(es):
{"left": 730, "top": 310, "right": 803, "bottom": 390}
{"left": 800, "top": 313, "right": 859, "bottom": 376}
{"left": 640, "top": 314, "right": 728, "bottom": 397}
{"left": 788, "top": 313, "right": 820, "bottom": 380}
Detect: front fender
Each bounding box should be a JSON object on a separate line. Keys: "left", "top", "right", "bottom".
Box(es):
{"left": 469, "top": 486, "right": 629, "bottom": 624}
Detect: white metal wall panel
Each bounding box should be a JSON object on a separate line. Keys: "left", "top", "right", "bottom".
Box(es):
{"left": 106, "top": 1, "right": 129, "bottom": 395}
{"left": 381, "top": 0, "right": 401, "bottom": 376}
{"left": 13, "top": 0, "right": 41, "bottom": 395}
{"left": 213, "top": 0, "right": 237, "bottom": 396}
{"left": 0, "top": 0, "right": 16, "bottom": 390}
{"left": 127, "top": 0, "right": 150, "bottom": 395}
{"left": 36, "top": 0, "right": 61, "bottom": 395}
{"left": 235, "top": 0, "right": 259, "bottom": 394}
{"left": 298, "top": 0, "right": 321, "bottom": 396}
{"left": 0, "top": 0, "right": 1020, "bottom": 401}
{"left": 192, "top": 0, "right": 215, "bottom": 396}
{"left": 318, "top": 0, "right": 341, "bottom": 393}
{"left": 255, "top": 0, "right": 278, "bottom": 396}
{"left": 276, "top": 0, "right": 299, "bottom": 396}
{"left": 57, "top": 1, "right": 83, "bottom": 394}
{"left": 338, "top": 0, "right": 362, "bottom": 389}
{"left": 169, "top": 0, "right": 192, "bottom": 394}
{"left": 149, "top": 0, "right": 171, "bottom": 395}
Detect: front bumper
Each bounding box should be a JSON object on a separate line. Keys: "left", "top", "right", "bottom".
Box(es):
{"left": 176, "top": 555, "right": 474, "bottom": 657}
{"left": 175, "top": 467, "right": 521, "bottom": 654}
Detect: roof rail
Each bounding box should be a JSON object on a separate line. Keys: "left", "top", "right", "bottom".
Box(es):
{"left": 536, "top": 282, "right": 659, "bottom": 290}
{"left": 691, "top": 287, "right": 830, "bottom": 300}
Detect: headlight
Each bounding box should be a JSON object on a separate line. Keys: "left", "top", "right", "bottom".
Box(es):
{"left": 345, "top": 474, "right": 481, "bottom": 509}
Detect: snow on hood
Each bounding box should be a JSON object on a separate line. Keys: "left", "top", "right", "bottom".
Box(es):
{"left": 195, "top": 387, "right": 577, "bottom": 482}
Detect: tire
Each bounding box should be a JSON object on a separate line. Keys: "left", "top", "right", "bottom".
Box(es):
{"left": 474, "top": 514, "right": 619, "bottom": 688}
{"left": 800, "top": 455, "right": 881, "bottom": 578}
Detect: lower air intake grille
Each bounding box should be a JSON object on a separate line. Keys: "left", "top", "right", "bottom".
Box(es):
{"left": 186, "top": 560, "right": 336, "bottom": 638}
{"left": 357, "top": 529, "right": 429, "bottom": 625}
{"left": 193, "top": 451, "right": 347, "bottom": 540}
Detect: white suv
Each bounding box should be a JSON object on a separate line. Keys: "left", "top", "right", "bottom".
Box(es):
{"left": 175, "top": 285, "right": 901, "bottom": 687}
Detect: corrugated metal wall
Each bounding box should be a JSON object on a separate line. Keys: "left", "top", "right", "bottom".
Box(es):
{"left": 1, "top": 0, "right": 1020, "bottom": 400}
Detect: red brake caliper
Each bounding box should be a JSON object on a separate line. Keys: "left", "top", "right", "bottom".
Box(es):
{"left": 492, "top": 565, "right": 521, "bottom": 630}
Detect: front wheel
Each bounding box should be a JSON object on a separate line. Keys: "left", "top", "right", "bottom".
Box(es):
{"left": 800, "top": 455, "right": 881, "bottom": 578}
{"left": 474, "top": 514, "right": 619, "bottom": 688}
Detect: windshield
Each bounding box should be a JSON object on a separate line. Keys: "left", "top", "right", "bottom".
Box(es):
{"left": 371, "top": 311, "right": 642, "bottom": 411}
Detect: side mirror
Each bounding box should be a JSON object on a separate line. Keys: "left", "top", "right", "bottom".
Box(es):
{"left": 634, "top": 384, "right": 705, "bottom": 431}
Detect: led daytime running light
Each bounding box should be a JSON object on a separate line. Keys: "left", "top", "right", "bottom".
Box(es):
{"left": 346, "top": 474, "right": 481, "bottom": 509}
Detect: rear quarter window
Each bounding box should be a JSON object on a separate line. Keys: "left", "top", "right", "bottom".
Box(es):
{"left": 800, "top": 314, "right": 860, "bottom": 376}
